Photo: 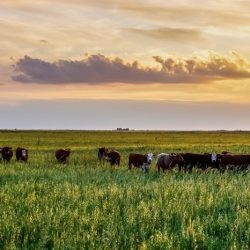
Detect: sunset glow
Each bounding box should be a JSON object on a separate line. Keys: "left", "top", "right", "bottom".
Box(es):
{"left": 1, "top": 0, "right": 250, "bottom": 129}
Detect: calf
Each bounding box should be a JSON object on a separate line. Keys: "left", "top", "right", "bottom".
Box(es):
{"left": 16, "top": 147, "right": 28, "bottom": 162}
{"left": 128, "top": 153, "right": 154, "bottom": 172}
{"left": 156, "top": 153, "right": 185, "bottom": 172}
{"left": 1, "top": 147, "right": 13, "bottom": 162}
{"left": 55, "top": 149, "right": 71, "bottom": 163}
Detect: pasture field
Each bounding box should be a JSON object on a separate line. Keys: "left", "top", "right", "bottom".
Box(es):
{"left": 0, "top": 130, "right": 250, "bottom": 249}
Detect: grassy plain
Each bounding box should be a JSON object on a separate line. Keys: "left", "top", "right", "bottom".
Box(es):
{"left": 0, "top": 130, "right": 249, "bottom": 249}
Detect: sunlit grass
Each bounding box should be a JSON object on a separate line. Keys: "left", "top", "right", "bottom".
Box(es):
{"left": 0, "top": 130, "right": 249, "bottom": 249}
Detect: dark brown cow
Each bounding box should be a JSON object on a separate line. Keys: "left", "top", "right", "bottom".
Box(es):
{"left": 1, "top": 147, "right": 13, "bottom": 162}
{"left": 105, "top": 150, "right": 121, "bottom": 166}
{"left": 55, "top": 149, "right": 71, "bottom": 163}
{"left": 16, "top": 147, "right": 28, "bottom": 162}
{"left": 98, "top": 147, "right": 121, "bottom": 166}
{"left": 217, "top": 154, "right": 250, "bottom": 171}
{"left": 128, "top": 153, "right": 154, "bottom": 172}
{"left": 156, "top": 153, "right": 185, "bottom": 172}
{"left": 179, "top": 153, "right": 219, "bottom": 171}
{"left": 0, "top": 148, "right": 2, "bottom": 161}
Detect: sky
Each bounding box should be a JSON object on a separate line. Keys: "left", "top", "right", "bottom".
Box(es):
{"left": 1, "top": 0, "right": 250, "bottom": 130}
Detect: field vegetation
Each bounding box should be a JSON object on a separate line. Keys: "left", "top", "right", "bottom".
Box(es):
{"left": 0, "top": 130, "right": 249, "bottom": 249}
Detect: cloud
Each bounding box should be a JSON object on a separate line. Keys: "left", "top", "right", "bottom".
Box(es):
{"left": 0, "top": 1, "right": 61, "bottom": 17}
{"left": 12, "top": 52, "right": 250, "bottom": 84}
{"left": 122, "top": 2, "right": 250, "bottom": 26}
{"left": 39, "top": 39, "right": 48, "bottom": 44}
{"left": 128, "top": 27, "right": 203, "bottom": 42}
{"left": 3, "top": 1, "right": 250, "bottom": 29}
{"left": 2, "top": 0, "right": 250, "bottom": 35}
{"left": 56, "top": 1, "right": 250, "bottom": 29}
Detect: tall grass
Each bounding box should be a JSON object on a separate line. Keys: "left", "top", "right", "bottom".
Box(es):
{"left": 0, "top": 130, "right": 249, "bottom": 249}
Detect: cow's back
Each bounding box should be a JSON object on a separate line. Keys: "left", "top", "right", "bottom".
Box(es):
{"left": 220, "top": 154, "right": 250, "bottom": 169}
{"left": 129, "top": 153, "right": 146, "bottom": 167}
{"left": 107, "top": 150, "right": 121, "bottom": 165}
{"left": 157, "top": 153, "right": 171, "bottom": 169}
{"left": 55, "top": 149, "right": 70, "bottom": 163}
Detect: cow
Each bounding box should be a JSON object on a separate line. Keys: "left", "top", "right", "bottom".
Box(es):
{"left": 217, "top": 154, "right": 250, "bottom": 172}
{"left": 179, "top": 153, "right": 220, "bottom": 172}
{"left": 0, "top": 148, "right": 2, "bottom": 161}
{"left": 128, "top": 153, "right": 154, "bottom": 172}
{"left": 98, "top": 147, "right": 109, "bottom": 162}
{"left": 156, "top": 153, "right": 185, "bottom": 172}
{"left": 1, "top": 147, "right": 13, "bottom": 162}
{"left": 16, "top": 147, "right": 28, "bottom": 162}
{"left": 55, "top": 149, "right": 71, "bottom": 163}
{"left": 104, "top": 150, "right": 121, "bottom": 166}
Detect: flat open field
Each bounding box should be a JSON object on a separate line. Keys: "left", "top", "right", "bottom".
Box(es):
{"left": 0, "top": 130, "right": 249, "bottom": 249}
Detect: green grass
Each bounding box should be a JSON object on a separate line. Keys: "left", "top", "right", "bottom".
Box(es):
{"left": 0, "top": 130, "right": 250, "bottom": 249}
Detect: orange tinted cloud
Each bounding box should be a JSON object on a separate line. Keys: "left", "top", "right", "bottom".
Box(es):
{"left": 12, "top": 51, "right": 250, "bottom": 84}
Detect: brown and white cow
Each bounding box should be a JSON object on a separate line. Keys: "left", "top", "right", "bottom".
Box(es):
{"left": 1, "top": 147, "right": 13, "bottom": 162}
{"left": 55, "top": 149, "right": 71, "bottom": 163}
{"left": 16, "top": 147, "right": 28, "bottom": 162}
{"left": 156, "top": 153, "right": 185, "bottom": 172}
{"left": 128, "top": 153, "right": 154, "bottom": 172}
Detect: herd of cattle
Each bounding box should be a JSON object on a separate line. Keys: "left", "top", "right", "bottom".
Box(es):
{"left": 1, "top": 146, "right": 250, "bottom": 172}
{"left": 98, "top": 148, "right": 250, "bottom": 172}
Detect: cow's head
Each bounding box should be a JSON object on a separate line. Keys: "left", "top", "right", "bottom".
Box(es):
{"left": 98, "top": 147, "right": 109, "bottom": 158}
{"left": 211, "top": 152, "right": 218, "bottom": 163}
{"left": 176, "top": 154, "right": 185, "bottom": 164}
{"left": 146, "top": 153, "right": 154, "bottom": 164}
{"left": 22, "top": 149, "right": 27, "bottom": 157}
